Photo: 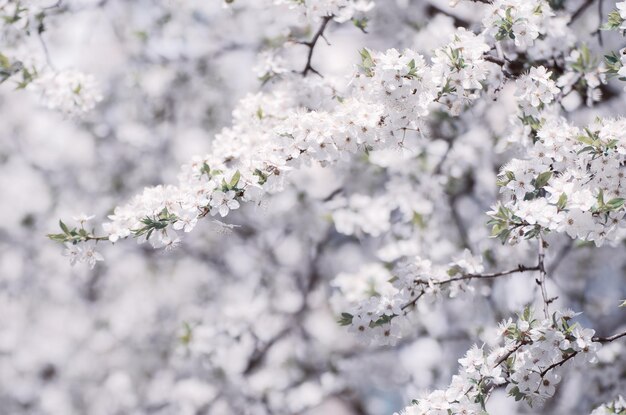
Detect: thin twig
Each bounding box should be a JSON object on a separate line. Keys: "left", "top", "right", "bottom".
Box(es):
{"left": 402, "top": 264, "right": 540, "bottom": 312}
{"left": 547, "top": 240, "right": 573, "bottom": 275}
{"left": 433, "top": 137, "right": 454, "bottom": 175}
{"left": 436, "top": 264, "right": 541, "bottom": 285}
{"left": 243, "top": 327, "right": 291, "bottom": 375}
{"left": 495, "top": 340, "right": 528, "bottom": 366}
{"left": 449, "top": 194, "right": 471, "bottom": 251}
{"left": 540, "top": 352, "right": 577, "bottom": 376}
{"left": 38, "top": 31, "right": 55, "bottom": 69}
{"left": 400, "top": 291, "right": 426, "bottom": 311}
{"left": 484, "top": 53, "right": 517, "bottom": 78}
{"left": 568, "top": 0, "right": 596, "bottom": 25}
{"left": 301, "top": 15, "right": 333, "bottom": 77}
{"left": 597, "top": 0, "right": 604, "bottom": 46}
{"left": 483, "top": 54, "right": 506, "bottom": 66}
{"left": 593, "top": 330, "right": 626, "bottom": 343}
{"left": 536, "top": 236, "right": 550, "bottom": 319}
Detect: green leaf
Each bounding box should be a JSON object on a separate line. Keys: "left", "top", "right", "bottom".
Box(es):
{"left": 337, "top": 312, "right": 354, "bottom": 326}
{"left": 412, "top": 211, "right": 426, "bottom": 228}
{"left": 59, "top": 220, "right": 71, "bottom": 235}
{"left": 557, "top": 193, "right": 568, "bottom": 210}
{"left": 606, "top": 198, "right": 624, "bottom": 210}
{"left": 505, "top": 171, "right": 515, "bottom": 181}
{"left": 534, "top": 171, "right": 552, "bottom": 189}
{"left": 180, "top": 322, "right": 193, "bottom": 345}
{"left": 352, "top": 17, "right": 368, "bottom": 32}
{"left": 200, "top": 162, "right": 211, "bottom": 176}
{"left": 229, "top": 170, "right": 241, "bottom": 188}
{"left": 447, "top": 265, "right": 462, "bottom": 276}
{"left": 47, "top": 233, "right": 68, "bottom": 242}
{"left": 577, "top": 145, "right": 595, "bottom": 155}
{"left": 597, "top": 189, "right": 605, "bottom": 206}
{"left": 602, "top": 10, "right": 624, "bottom": 30}
{"left": 522, "top": 306, "right": 532, "bottom": 322}
{"left": 359, "top": 48, "right": 375, "bottom": 76}
{"left": 371, "top": 314, "right": 394, "bottom": 327}
{"left": 508, "top": 386, "right": 525, "bottom": 402}
{"left": 0, "top": 53, "right": 10, "bottom": 69}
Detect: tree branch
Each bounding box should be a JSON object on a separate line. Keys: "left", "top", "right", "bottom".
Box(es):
{"left": 568, "top": 0, "right": 596, "bottom": 25}
{"left": 301, "top": 15, "right": 333, "bottom": 77}
{"left": 535, "top": 328, "right": 626, "bottom": 377}
{"left": 449, "top": 193, "right": 471, "bottom": 251}
{"left": 437, "top": 264, "right": 541, "bottom": 285}
{"left": 540, "top": 351, "right": 577, "bottom": 377}
{"left": 593, "top": 330, "right": 626, "bottom": 343}
{"left": 547, "top": 239, "right": 573, "bottom": 275}
{"left": 536, "top": 236, "right": 551, "bottom": 319}
{"left": 401, "top": 264, "right": 540, "bottom": 313}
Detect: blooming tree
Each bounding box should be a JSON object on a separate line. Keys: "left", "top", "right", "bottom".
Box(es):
{"left": 1, "top": 0, "right": 625, "bottom": 413}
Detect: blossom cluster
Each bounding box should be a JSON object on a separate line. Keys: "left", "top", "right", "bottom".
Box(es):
{"left": 296, "top": 0, "right": 375, "bottom": 23}
{"left": 514, "top": 66, "right": 560, "bottom": 115}
{"left": 327, "top": 173, "right": 437, "bottom": 240}
{"left": 457, "top": 0, "right": 574, "bottom": 62}
{"left": 590, "top": 396, "right": 626, "bottom": 415}
{"left": 395, "top": 309, "right": 601, "bottom": 414}
{"left": 63, "top": 241, "right": 104, "bottom": 269}
{"left": 430, "top": 28, "right": 491, "bottom": 115}
{"left": 356, "top": 29, "right": 493, "bottom": 123}
{"left": 482, "top": 0, "right": 555, "bottom": 49}
{"left": 336, "top": 251, "right": 485, "bottom": 346}
{"left": 27, "top": 70, "right": 103, "bottom": 116}
{"left": 0, "top": 0, "right": 104, "bottom": 117}
{"left": 491, "top": 117, "right": 626, "bottom": 246}
{"left": 557, "top": 46, "right": 605, "bottom": 108}
{"left": 50, "top": 24, "right": 503, "bottom": 256}
{"left": 270, "top": 0, "right": 374, "bottom": 23}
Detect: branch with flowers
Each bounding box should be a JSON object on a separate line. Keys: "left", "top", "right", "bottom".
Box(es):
{"left": 29, "top": 0, "right": 626, "bottom": 413}
{"left": 395, "top": 308, "right": 626, "bottom": 415}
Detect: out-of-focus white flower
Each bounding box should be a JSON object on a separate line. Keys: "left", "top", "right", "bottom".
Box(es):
{"left": 28, "top": 70, "right": 103, "bottom": 116}
{"left": 72, "top": 213, "right": 95, "bottom": 225}
{"left": 63, "top": 242, "right": 104, "bottom": 268}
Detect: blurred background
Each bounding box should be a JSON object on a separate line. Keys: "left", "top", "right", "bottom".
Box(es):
{"left": 0, "top": 1, "right": 624, "bottom": 414}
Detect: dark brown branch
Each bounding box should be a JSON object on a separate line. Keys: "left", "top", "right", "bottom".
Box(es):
{"left": 536, "top": 236, "right": 550, "bottom": 319}
{"left": 483, "top": 53, "right": 517, "bottom": 79}
{"left": 568, "top": 0, "right": 596, "bottom": 25}
{"left": 537, "top": 328, "right": 626, "bottom": 376}
{"left": 483, "top": 54, "right": 506, "bottom": 66}
{"left": 597, "top": 0, "right": 604, "bottom": 46}
{"left": 547, "top": 239, "right": 573, "bottom": 275}
{"left": 437, "top": 264, "right": 540, "bottom": 285}
{"left": 495, "top": 340, "right": 529, "bottom": 366}
{"left": 540, "top": 352, "right": 577, "bottom": 376}
{"left": 242, "top": 232, "right": 331, "bottom": 375}
{"left": 402, "top": 264, "right": 539, "bottom": 313}
{"left": 301, "top": 16, "right": 333, "bottom": 77}
{"left": 243, "top": 327, "right": 290, "bottom": 375}
{"left": 424, "top": 5, "right": 470, "bottom": 28}
{"left": 593, "top": 330, "right": 626, "bottom": 343}
{"left": 449, "top": 194, "right": 471, "bottom": 251}
{"left": 400, "top": 291, "right": 426, "bottom": 311}
{"left": 433, "top": 139, "right": 454, "bottom": 175}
